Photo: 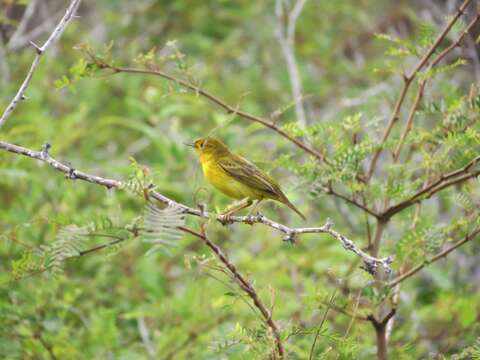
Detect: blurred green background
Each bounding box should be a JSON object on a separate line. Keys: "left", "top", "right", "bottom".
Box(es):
{"left": 1, "top": 0, "right": 479, "bottom": 359}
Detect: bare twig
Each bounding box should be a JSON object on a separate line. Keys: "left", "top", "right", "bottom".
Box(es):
{"left": 325, "top": 185, "right": 379, "bottom": 218}
{"left": 0, "top": 140, "right": 392, "bottom": 276}
{"left": 380, "top": 155, "right": 480, "bottom": 220}
{"left": 137, "top": 317, "right": 156, "bottom": 359}
{"left": 183, "top": 225, "right": 285, "bottom": 358}
{"left": 0, "top": 0, "right": 81, "bottom": 129}
{"left": 366, "top": 0, "right": 473, "bottom": 179}
{"left": 6, "top": 0, "right": 39, "bottom": 49}
{"left": 90, "top": 61, "right": 328, "bottom": 163}
{"left": 275, "top": 0, "right": 308, "bottom": 129}
{"left": 309, "top": 289, "right": 336, "bottom": 360}
{"left": 388, "top": 228, "right": 480, "bottom": 288}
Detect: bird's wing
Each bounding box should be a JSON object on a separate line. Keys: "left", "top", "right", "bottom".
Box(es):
{"left": 217, "top": 155, "right": 282, "bottom": 197}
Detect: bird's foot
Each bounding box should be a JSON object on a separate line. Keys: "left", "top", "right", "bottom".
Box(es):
{"left": 245, "top": 215, "right": 255, "bottom": 225}
{"left": 245, "top": 212, "right": 262, "bottom": 225}
{"left": 218, "top": 213, "right": 235, "bottom": 226}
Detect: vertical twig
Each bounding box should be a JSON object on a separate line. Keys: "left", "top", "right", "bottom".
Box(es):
{"left": 309, "top": 289, "right": 337, "bottom": 360}
{"left": 275, "top": 0, "right": 308, "bottom": 129}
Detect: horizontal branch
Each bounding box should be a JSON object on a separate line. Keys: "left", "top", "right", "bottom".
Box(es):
{"left": 0, "top": 0, "right": 81, "bottom": 129}
{"left": 388, "top": 228, "right": 480, "bottom": 288}
{"left": 0, "top": 140, "right": 392, "bottom": 275}
{"left": 380, "top": 155, "right": 480, "bottom": 220}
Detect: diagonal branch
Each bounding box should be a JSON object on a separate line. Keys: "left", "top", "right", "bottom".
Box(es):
{"left": 182, "top": 225, "right": 285, "bottom": 359}
{"left": 380, "top": 155, "right": 480, "bottom": 220}
{"left": 90, "top": 61, "right": 328, "bottom": 163}
{"left": 0, "top": 140, "right": 392, "bottom": 275}
{"left": 387, "top": 227, "right": 480, "bottom": 288}
{"left": 393, "top": 12, "right": 480, "bottom": 161}
{"left": 366, "top": 0, "right": 473, "bottom": 179}
{"left": 0, "top": 0, "right": 81, "bottom": 129}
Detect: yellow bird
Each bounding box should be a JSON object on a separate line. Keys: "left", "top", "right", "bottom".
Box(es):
{"left": 185, "top": 137, "right": 305, "bottom": 220}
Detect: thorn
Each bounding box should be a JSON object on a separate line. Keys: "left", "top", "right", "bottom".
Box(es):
{"left": 20, "top": 95, "right": 28, "bottom": 100}
{"left": 40, "top": 143, "right": 51, "bottom": 158}
{"left": 72, "top": 15, "right": 81, "bottom": 19}
{"left": 29, "top": 41, "right": 43, "bottom": 55}
{"left": 66, "top": 168, "right": 77, "bottom": 179}
{"left": 198, "top": 203, "right": 207, "bottom": 217}
{"left": 384, "top": 256, "right": 393, "bottom": 265}
{"left": 361, "top": 261, "right": 377, "bottom": 276}
{"left": 324, "top": 218, "right": 333, "bottom": 230}
{"left": 283, "top": 232, "right": 296, "bottom": 244}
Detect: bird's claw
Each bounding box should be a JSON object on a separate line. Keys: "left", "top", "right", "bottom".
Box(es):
{"left": 245, "top": 215, "right": 255, "bottom": 225}
{"left": 218, "top": 214, "right": 234, "bottom": 226}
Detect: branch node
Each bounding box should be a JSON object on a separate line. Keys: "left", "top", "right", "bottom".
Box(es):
{"left": 20, "top": 95, "right": 28, "bottom": 101}
{"left": 66, "top": 168, "right": 77, "bottom": 179}
{"left": 361, "top": 261, "right": 377, "bottom": 276}
{"left": 40, "top": 143, "right": 51, "bottom": 159}
{"left": 283, "top": 232, "right": 297, "bottom": 244}
{"left": 29, "top": 41, "right": 43, "bottom": 55}
{"left": 324, "top": 218, "right": 333, "bottom": 230}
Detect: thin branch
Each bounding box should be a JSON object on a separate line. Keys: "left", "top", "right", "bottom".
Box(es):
{"left": 182, "top": 225, "right": 285, "bottom": 359}
{"left": 381, "top": 155, "right": 480, "bottom": 220}
{"left": 6, "top": 0, "right": 39, "bottom": 49}
{"left": 0, "top": 0, "right": 81, "bottom": 129}
{"left": 137, "top": 317, "right": 156, "bottom": 359}
{"left": 309, "top": 288, "right": 336, "bottom": 360}
{"left": 91, "top": 61, "right": 328, "bottom": 163}
{"left": 0, "top": 140, "right": 392, "bottom": 276}
{"left": 7, "top": 234, "right": 128, "bottom": 283}
{"left": 393, "top": 12, "right": 480, "bottom": 161}
{"left": 388, "top": 228, "right": 480, "bottom": 288}
{"left": 326, "top": 185, "right": 379, "bottom": 218}
{"left": 366, "top": 0, "right": 473, "bottom": 179}
{"left": 275, "top": 0, "right": 308, "bottom": 129}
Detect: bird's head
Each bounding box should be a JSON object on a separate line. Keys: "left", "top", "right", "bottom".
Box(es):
{"left": 184, "top": 137, "right": 230, "bottom": 156}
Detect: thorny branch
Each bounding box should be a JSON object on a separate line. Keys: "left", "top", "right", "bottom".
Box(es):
{"left": 182, "top": 225, "right": 285, "bottom": 359}
{"left": 366, "top": 0, "right": 474, "bottom": 179}
{"left": 0, "top": 0, "right": 81, "bottom": 129}
{"left": 88, "top": 60, "right": 328, "bottom": 163}
{"left": 0, "top": 140, "right": 392, "bottom": 276}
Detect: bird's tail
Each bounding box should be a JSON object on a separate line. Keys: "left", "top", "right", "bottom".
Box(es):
{"left": 281, "top": 197, "right": 306, "bottom": 220}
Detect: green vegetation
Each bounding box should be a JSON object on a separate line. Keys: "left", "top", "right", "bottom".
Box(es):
{"left": 1, "top": 0, "right": 479, "bottom": 359}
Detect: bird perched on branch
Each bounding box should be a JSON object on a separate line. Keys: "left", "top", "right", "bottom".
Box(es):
{"left": 185, "top": 137, "right": 305, "bottom": 220}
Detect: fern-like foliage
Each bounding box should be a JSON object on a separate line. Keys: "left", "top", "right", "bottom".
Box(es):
{"left": 143, "top": 202, "right": 185, "bottom": 255}
{"left": 34, "top": 225, "right": 90, "bottom": 277}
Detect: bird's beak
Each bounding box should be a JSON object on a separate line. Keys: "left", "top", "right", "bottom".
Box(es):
{"left": 183, "top": 142, "right": 195, "bottom": 148}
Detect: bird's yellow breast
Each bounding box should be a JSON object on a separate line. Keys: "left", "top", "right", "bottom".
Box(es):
{"left": 200, "top": 153, "right": 261, "bottom": 200}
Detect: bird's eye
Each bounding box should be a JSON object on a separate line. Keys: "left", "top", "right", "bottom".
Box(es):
{"left": 201, "top": 141, "right": 207, "bottom": 148}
